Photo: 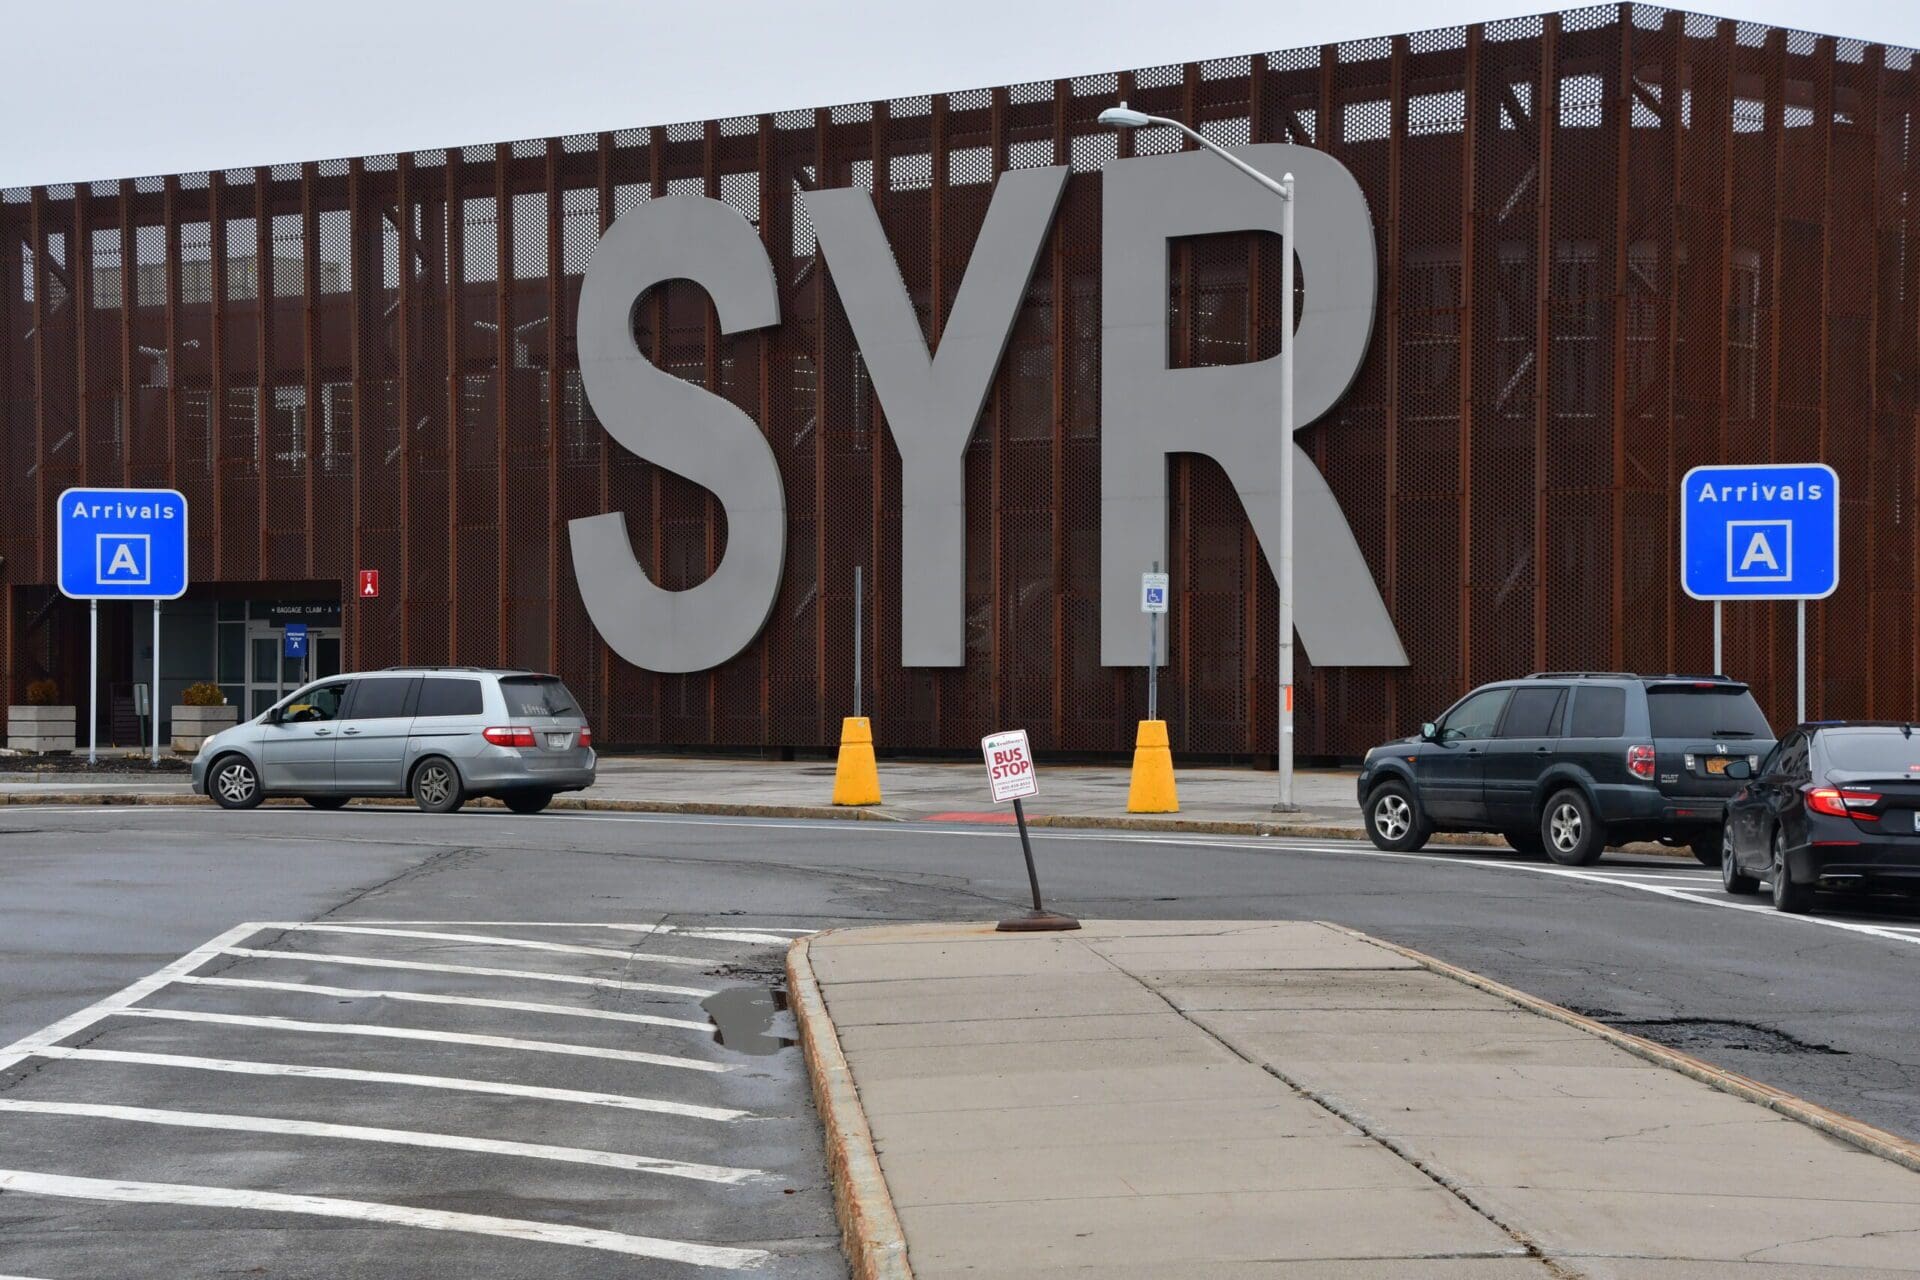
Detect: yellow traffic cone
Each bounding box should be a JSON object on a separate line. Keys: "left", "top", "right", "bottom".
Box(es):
{"left": 1126, "top": 719, "right": 1179, "bottom": 813}
{"left": 832, "top": 716, "right": 882, "bottom": 806}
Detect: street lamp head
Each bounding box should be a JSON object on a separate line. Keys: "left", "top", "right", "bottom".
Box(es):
{"left": 1098, "top": 104, "right": 1153, "bottom": 130}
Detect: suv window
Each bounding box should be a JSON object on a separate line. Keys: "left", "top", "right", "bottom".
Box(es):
{"left": 417, "top": 677, "right": 484, "bottom": 718}
{"left": 282, "top": 682, "right": 348, "bottom": 724}
{"left": 347, "top": 677, "right": 415, "bottom": 720}
{"left": 1499, "top": 686, "right": 1566, "bottom": 738}
{"left": 1566, "top": 686, "right": 1626, "bottom": 738}
{"left": 1440, "top": 688, "right": 1510, "bottom": 742}
{"left": 1646, "top": 686, "right": 1771, "bottom": 739}
{"left": 500, "top": 676, "right": 580, "bottom": 719}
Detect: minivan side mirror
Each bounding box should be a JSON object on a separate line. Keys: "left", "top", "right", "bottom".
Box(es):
{"left": 266, "top": 706, "right": 284, "bottom": 726}
{"left": 1420, "top": 722, "right": 1438, "bottom": 742}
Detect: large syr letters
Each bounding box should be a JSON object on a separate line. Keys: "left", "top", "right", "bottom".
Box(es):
{"left": 573, "top": 153, "right": 1406, "bottom": 675}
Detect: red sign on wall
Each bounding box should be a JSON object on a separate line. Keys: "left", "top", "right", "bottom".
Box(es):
{"left": 358, "top": 569, "right": 380, "bottom": 599}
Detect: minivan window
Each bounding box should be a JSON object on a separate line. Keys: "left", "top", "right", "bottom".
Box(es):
{"left": 1566, "top": 686, "right": 1626, "bottom": 738}
{"left": 1440, "top": 688, "right": 1510, "bottom": 742}
{"left": 500, "top": 676, "right": 579, "bottom": 718}
{"left": 1499, "top": 687, "right": 1565, "bottom": 739}
{"left": 283, "top": 682, "right": 347, "bottom": 724}
{"left": 416, "top": 677, "right": 484, "bottom": 718}
{"left": 348, "top": 677, "right": 414, "bottom": 720}
{"left": 1647, "top": 687, "right": 1771, "bottom": 739}
{"left": 1819, "top": 729, "right": 1920, "bottom": 774}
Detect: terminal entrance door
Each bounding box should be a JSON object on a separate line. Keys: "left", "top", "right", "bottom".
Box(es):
{"left": 243, "top": 621, "right": 344, "bottom": 718}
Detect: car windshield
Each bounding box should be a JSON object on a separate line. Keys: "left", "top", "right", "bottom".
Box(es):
{"left": 1647, "top": 687, "right": 1771, "bottom": 739}
{"left": 500, "top": 676, "right": 579, "bottom": 718}
{"left": 1820, "top": 729, "right": 1920, "bottom": 774}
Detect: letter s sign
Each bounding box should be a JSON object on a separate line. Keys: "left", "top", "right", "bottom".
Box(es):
{"left": 569, "top": 196, "right": 785, "bottom": 674}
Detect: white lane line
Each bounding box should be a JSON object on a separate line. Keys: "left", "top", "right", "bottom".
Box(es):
{"left": 0, "top": 1100, "right": 760, "bottom": 1186}
{"left": 258, "top": 923, "right": 709, "bottom": 968}
{"left": 220, "top": 947, "right": 715, "bottom": 998}
{"left": 0, "top": 1169, "right": 768, "bottom": 1269}
{"left": 176, "top": 976, "right": 712, "bottom": 1032}
{"left": 114, "top": 1009, "right": 732, "bottom": 1073}
{"left": 0, "top": 922, "right": 261, "bottom": 1073}
{"left": 353, "top": 921, "right": 802, "bottom": 946}
{"left": 27, "top": 1047, "right": 746, "bottom": 1120}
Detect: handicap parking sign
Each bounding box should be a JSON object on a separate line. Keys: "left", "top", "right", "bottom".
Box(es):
{"left": 57, "top": 488, "right": 190, "bottom": 600}
{"left": 1681, "top": 464, "right": 1837, "bottom": 601}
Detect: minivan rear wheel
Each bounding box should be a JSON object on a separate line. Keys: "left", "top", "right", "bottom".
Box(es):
{"left": 503, "top": 790, "right": 554, "bottom": 815}
{"left": 410, "top": 758, "right": 465, "bottom": 814}
{"left": 1541, "top": 789, "right": 1604, "bottom": 866}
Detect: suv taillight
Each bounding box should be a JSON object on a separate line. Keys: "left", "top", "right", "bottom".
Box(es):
{"left": 1806, "top": 786, "right": 1881, "bottom": 820}
{"left": 578, "top": 726, "right": 592, "bottom": 748}
{"left": 484, "top": 726, "right": 536, "bottom": 748}
{"left": 1627, "top": 744, "right": 1656, "bottom": 780}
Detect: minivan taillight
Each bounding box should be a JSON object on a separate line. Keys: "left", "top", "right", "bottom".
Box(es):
{"left": 1627, "top": 744, "right": 1656, "bottom": 780}
{"left": 1806, "top": 786, "right": 1881, "bottom": 820}
{"left": 484, "top": 726, "right": 536, "bottom": 748}
{"left": 578, "top": 726, "right": 592, "bottom": 748}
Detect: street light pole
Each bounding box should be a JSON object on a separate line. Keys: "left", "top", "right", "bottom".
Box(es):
{"left": 1098, "top": 103, "right": 1298, "bottom": 809}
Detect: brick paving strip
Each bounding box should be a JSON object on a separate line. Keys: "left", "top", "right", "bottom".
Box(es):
{"left": 791, "top": 920, "right": 1920, "bottom": 1279}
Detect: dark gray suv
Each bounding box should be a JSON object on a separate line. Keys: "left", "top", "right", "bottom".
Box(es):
{"left": 1357, "top": 673, "right": 1776, "bottom": 866}
{"left": 192, "top": 667, "right": 595, "bottom": 814}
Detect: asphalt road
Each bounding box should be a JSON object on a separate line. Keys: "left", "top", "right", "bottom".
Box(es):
{"left": 7, "top": 802, "right": 1920, "bottom": 1277}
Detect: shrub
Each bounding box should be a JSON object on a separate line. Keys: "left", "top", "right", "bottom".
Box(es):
{"left": 24, "top": 679, "right": 59, "bottom": 706}
{"left": 181, "top": 682, "right": 226, "bottom": 707}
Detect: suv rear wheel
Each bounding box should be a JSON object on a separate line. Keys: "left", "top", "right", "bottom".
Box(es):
{"left": 1365, "top": 781, "right": 1430, "bottom": 852}
{"left": 1504, "top": 828, "right": 1545, "bottom": 856}
{"left": 1542, "top": 788, "right": 1605, "bottom": 866}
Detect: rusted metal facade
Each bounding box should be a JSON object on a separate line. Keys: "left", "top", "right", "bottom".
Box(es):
{"left": 3, "top": 5, "right": 1918, "bottom": 757}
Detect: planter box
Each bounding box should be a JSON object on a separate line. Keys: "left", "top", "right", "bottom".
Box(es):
{"left": 8, "top": 704, "right": 76, "bottom": 753}
{"left": 172, "top": 704, "right": 238, "bottom": 753}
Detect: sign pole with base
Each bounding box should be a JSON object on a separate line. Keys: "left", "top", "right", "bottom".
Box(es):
{"left": 982, "top": 728, "right": 1079, "bottom": 932}
{"left": 1128, "top": 568, "right": 1177, "bottom": 813}
{"left": 88, "top": 600, "right": 97, "bottom": 767}
{"left": 151, "top": 602, "right": 161, "bottom": 766}
{"left": 832, "top": 565, "right": 881, "bottom": 806}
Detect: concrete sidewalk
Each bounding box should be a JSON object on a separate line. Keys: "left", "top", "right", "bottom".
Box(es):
{"left": 0, "top": 753, "right": 1370, "bottom": 836}
{"left": 791, "top": 920, "right": 1920, "bottom": 1279}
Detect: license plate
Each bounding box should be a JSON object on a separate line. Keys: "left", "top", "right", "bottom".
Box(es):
{"left": 1705, "top": 757, "right": 1729, "bottom": 775}
{"left": 547, "top": 733, "right": 570, "bottom": 750}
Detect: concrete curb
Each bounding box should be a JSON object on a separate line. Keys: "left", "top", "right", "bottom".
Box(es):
{"left": 1323, "top": 920, "right": 1920, "bottom": 1178}
{"left": 786, "top": 933, "right": 913, "bottom": 1280}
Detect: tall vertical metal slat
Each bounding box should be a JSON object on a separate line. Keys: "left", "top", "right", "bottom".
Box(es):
{"left": 1458, "top": 26, "right": 1482, "bottom": 699}
{"left": 1531, "top": 15, "right": 1559, "bottom": 673}
{"left": 302, "top": 162, "right": 321, "bottom": 580}
{"left": 1609, "top": 12, "right": 1632, "bottom": 670}
{"left": 255, "top": 167, "right": 273, "bottom": 575}
{"left": 495, "top": 142, "right": 514, "bottom": 665}
{"left": 395, "top": 154, "right": 415, "bottom": 665}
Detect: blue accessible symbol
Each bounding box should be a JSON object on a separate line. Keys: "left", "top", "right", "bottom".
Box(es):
{"left": 1680, "top": 464, "right": 1838, "bottom": 602}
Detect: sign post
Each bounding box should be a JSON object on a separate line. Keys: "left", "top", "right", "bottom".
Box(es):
{"left": 981, "top": 728, "right": 1078, "bottom": 932}
{"left": 1681, "top": 463, "right": 1838, "bottom": 724}
{"left": 1141, "top": 565, "right": 1168, "bottom": 721}
{"left": 57, "top": 488, "right": 189, "bottom": 767}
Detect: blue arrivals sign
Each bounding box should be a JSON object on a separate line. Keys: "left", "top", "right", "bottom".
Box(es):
{"left": 56, "top": 487, "right": 190, "bottom": 600}
{"left": 1680, "top": 464, "right": 1839, "bottom": 602}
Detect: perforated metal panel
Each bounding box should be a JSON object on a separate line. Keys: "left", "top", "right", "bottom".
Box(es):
{"left": 4, "top": 7, "right": 1918, "bottom": 755}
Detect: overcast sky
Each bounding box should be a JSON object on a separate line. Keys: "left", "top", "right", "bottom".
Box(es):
{"left": 4, "top": 0, "right": 1914, "bottom": 189}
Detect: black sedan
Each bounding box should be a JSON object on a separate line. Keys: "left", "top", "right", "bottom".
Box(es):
{"left": 1722, "top": 722, "right": 1920, "bottom": 913}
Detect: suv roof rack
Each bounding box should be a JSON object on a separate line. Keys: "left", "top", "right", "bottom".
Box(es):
{"left": 1527, "top": 672, "right": 1637, "bottom": 681}
{"left": 1645, "top": 673, "right": 1740, "bottom": 683}
{"left": 381, "top": 665, "right": 488, "bottom": 672}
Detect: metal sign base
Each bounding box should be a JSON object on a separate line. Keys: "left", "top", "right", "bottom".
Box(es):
{"left": 997, "top": 910, "right": 1082, "bottom": 932}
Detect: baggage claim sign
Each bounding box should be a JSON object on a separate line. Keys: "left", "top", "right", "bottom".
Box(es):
{"left": 566, "top": 148, "right": 1410, "bottom": 677}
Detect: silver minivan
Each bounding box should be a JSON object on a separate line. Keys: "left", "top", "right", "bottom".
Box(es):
{"left": 191, "top": 667, "right": 595, "bottom": 814}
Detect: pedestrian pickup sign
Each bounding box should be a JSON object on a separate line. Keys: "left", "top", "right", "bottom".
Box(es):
{"left": 1681, "top": 463, "right": 1838, "bottom": 601}
{"left": 57, "top": 487, "right": 189, "bottom": 600}
{"left": 982, "top": 729, "right": 1038, "bottom": 803}
{"left": 284, "top": 623, "right": 308, "bottom": 660}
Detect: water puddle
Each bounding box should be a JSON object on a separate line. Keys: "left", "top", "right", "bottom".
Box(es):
{"left": 704, "top": 986, "right": 797, "bottom": 1055}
